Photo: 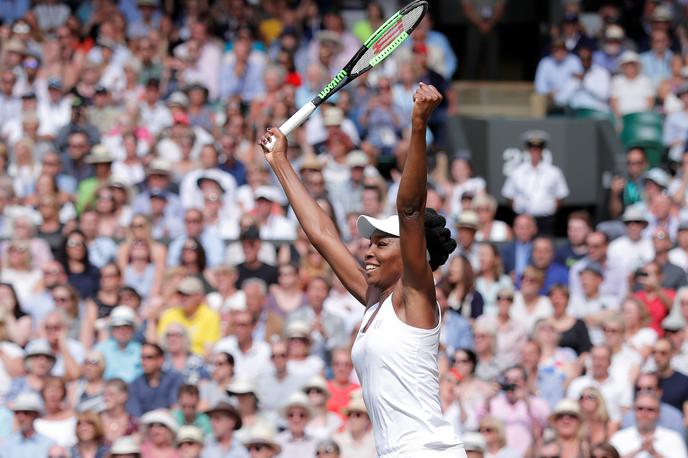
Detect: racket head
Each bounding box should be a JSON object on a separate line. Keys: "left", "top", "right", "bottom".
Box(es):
{"left": 350, "top": 0, "right": 428, "bottom": 77}
{"left": 312, "top": 0, "right": 428, "bottom": 105}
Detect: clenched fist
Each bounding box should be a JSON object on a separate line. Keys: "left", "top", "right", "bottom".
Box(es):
{"left": 412, "top": 82, "right": 442, "bottom": 130}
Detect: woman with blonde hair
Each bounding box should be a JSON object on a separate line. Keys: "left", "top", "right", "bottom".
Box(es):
{"left": 472, "top": 194, "right": 512, "bottom": 242}
{"left": 71, "top": 410, "right": 109, "bottom": 458}
{"left": 0, "top": 240, "right": 42, "bottom": 302}
{"left": 510, "top": 266, "right": 553, "bottom": 333}
{"left": 478, "top": 416, "right": 518, "bottom": 458}
{"left": 578, "top": 386, "right": 613, "bottom": 448}
{"left": 548, "top": 398, "right": 589, "bottom": 458}
{"left": 532, "top": 318, "right": 580, "bottom": 407}
{"left": 622, "top": 296, "right": 657, "bottom": 359}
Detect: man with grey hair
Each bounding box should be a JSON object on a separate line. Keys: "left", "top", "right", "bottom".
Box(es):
{"left": 36, "top": 309, "right": 84, "bottom": 381}
{"left": 0, "top": 392, "right": 53, "bottom": 458}
{"left": 214, "top": 309, "right": 270, "bottom": 381}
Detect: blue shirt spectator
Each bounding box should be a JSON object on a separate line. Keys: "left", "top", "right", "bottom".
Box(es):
{"left": 126, "top": 343, "right": 184, "bottom": 417}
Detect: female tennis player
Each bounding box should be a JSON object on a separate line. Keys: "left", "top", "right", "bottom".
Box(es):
{"left": 260, "top": 83, "right": 465, "bottom": 457}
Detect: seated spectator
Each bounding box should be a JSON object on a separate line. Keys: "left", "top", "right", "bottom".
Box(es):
{"left": 157, "top": 276, "right": 220, "bottom": 356}
{"left": 510, "top": 266, "right": 553, "bottom": 333}
{"left": 548, "top": 285, "right": 592, "bottom": 356}
{"left": 81, "top": 262, "right": 123, "bottom": 348}
{"left": 567, "top": 346, "right": 633, "bottom": 429}
{"left": 578, "top": 386, "right": 612, "bottom": 449}
{"left": 608, "top": 206, "right": 654, "bottom": 276}
{"left": 0, "top": 282, "right": 31, "bottom": 348}
{"left": 284, "top": 321, "right": 325, "bottom": 384}
{"left": 214, "top": 309, "right": 270, "bottom": 381}
{"left": 276, "top": 392, "right": 317, "bottom": 458}
{"left": 651, "top": 228, "right": 687, "bottom": 290}
{"left": 556, "top": 46, "right": 611, "bottom": 112}
{"left": 172, "top": 384, "right": 211, "bottom": 436}
{"left": 235, "top": 226, "right": 279, "bottom": 288}
{"left": 72, "top": 410, "right": 109, "bottom": 458}
{"left": 453, "top": 349, "right": 493, "bottom": 422}
{"left": 472, "top": 194, "right": 510, "bottom": 243}
{"left": 126, "top": 342, "right": 184, "bottom": 417}
{"left": 669, "top": 220, "right": 688, "bottom": 270}
{"left": 0, "top": 392, "right": 54, "bottom": 458}
{"left": 633, "top": 261, "right": 675, "bottom": 334}
{"left": 256, "top": 339, "right": 306, "bottom": 418}
{"left": 500, "top": 215, "right": 537, "bottom": 279}
{"left": 34, "top": 376, "right": 77, "bottom": 447}
{"left": 663, "top": 84, "right": 688, "bottom": 154}
{"left": 473, "top": 318, "right": 502, "bottom": 382}
{"left": 610, "top": 51, "right": 655, "bottom": 116}
{"left": 301, "top": 376, "right": 341, "bottom": 440}
{"left": 442, "top": 255, "right": 484, "bottom": 319}
{"left": 477, "top": 416, "right": 517, "bottom": 458}
{"left": 473, "top": 243, "right": 512, "bottom": 315}
{"left": 176, "top": 425, "right": 205, "bottom": 458}
{"left": 610, "top": 392, "right": 687, "bottom": 457}
{"left": 95, "top": 306, "right": 142, "bottom": 383}
{"left": 161, "top": 323, "right": 209, "bottom": 384}
{"left": 593, "top": 25, "right": 627, "bottom": 74}
{"left": 534, "top": 37, "right": 583, "bottom": 109}
{"left": 326, "top": 347, "right": 359, "bottom": 416}
{"left": 519, "top": 236, "right": 568, "bottom": 295}
{"left": 265, "top": 263, "right": 304, "bottom": 317}
{"left": 480, "top": 365, "right": 549, "bottom": 456}
{"left": 203, "top": 398, "right": 248, "bottom": 458}
{"left": 640, "top": 29, "right": 673, "bottom": 89}
{"left": 198, "top": 352, "right": 235, "bottom": 411}
{"left": 652, "top": 337, "right": 688, "bottom": 416}
{"left": 568, "top": 262, "right": 620, "bottom": 345}
{"left": 69, "top": 350, "right": 106, "bottom": 413}
{"left": 37, "top": 309, "right": 85, "bottom": 381}
{"left": 226, "top": 379, "right": 273, "bottom": 443}
{"left": 437, "top": 285, "right": 473, "bottom": 358}
{"left": 139, "top": 409, "right": 179, "bottom": 458}
{"left": 0, "top": 240, "right": 42, "bottom": 303}
{"left": 547, "top": 399, "right": 588, "bottom": 458}
{"left": 100, "top": 378, "right": 139, "bottom": 445}
{"left": 444, "top": 153, "right": 484, "bottom": 216}
{"left": 454, "top": 212, "right": 480, "bottom": 271}
{"left": 569, "top": 231, "right": 628, "bottom": 302}
{"left": 122, "top": 239, "right": 160, "bottom": 300}
{"left": 622, "top": 297, "right": 658, "bottom": 359}
{"left": 332, "top": 395, "right": 375, "bottom": 458}
{"left": 603, "top": 315, "right": 642, "bottom": 386}
{"left": 533, "top": 319, "right": 579, "bottom": 407}
{"left": 621, "top": 372, "right": 685, "bottom": 436}
{"left": 488, "top": 288, "right": 527, "bottom": 371}
{"left": 439, "top": 368, "right": 472, "bottom": 435}
{"left": 608, "top": 148, "right": 649, "bottom": 220}
{"left": 7, "top": 340, "right": 55, "bottom": 402}
{"left": 62, "top": 230, "right": 101, "bottom": 300}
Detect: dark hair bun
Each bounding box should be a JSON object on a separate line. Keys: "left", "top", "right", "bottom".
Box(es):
{"left": 424, "top": 208, "right": 457, "bottom": 271}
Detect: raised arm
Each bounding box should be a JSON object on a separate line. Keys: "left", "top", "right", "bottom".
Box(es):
{"left": 260, "top": 129, "right": 367, "bottom": 305}
{"left": 397, "top": 83, "right": 443, "bottom": 329}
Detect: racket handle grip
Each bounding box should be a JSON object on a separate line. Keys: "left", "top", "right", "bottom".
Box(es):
{"left": 265, "top": 102, "right": 317, "bottom": 151}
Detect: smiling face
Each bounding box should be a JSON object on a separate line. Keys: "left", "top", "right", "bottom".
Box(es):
{"left": 364, "top": 231, "right": 403, "bottom": 289}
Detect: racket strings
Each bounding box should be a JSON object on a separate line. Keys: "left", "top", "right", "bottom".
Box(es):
{"left": 350, "top": 4, "right": 426, "bottom": 76}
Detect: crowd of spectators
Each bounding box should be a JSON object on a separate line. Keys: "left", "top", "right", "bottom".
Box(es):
{"left": 3, "top": 1, "right": 688, "bottom": 458}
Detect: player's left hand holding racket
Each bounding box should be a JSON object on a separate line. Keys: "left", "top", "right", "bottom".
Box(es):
{"left": 263, "top": 0, "right": 429, "bottom": 151}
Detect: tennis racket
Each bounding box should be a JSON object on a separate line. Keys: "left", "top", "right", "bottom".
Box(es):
{"left": 266, "top": 0, "right": 428, "bottom": 150}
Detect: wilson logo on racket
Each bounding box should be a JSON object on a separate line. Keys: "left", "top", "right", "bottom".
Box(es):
{"left": 318, "top": 69, "right": 348, "bottom": 100}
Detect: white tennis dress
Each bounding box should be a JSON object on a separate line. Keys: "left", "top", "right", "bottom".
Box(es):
{"left": 351, "top": 294, "right": 466, "bottom": 457}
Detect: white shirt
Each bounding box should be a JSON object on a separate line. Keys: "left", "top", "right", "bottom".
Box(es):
{"left": 663, "top": 110, "right": 688, "bottom": 147}
{"left": 555, "top": 65, "right": 611, "bottom": 111}
{"left": 213, "top": 337, "right": 270, "bottom": 381}
{"left": 567, "top": 294, "right": 619, "bottom": 345}
{"left": 608, "top": 236, "right": 654, "bottom": 274}
{"left": 179, "top": 167, "right": 237, "bottom": 209}
{"left": 609, "top": 345, "right": 642, "bottom": 384}
{"left": 350, "top": 295, "right": 463, "bottom": 456}
{"left": 259, "top": 214, "right": 297, "bottom": 241}
{"left": 139, "top": 101, "right": 172, "bottom": 135}
{"left": 37, "top": 98, "right": 71, "bottom": 137}
{"left": 567, "top": 374, "right": 633, "bottom": 421}
{"left": 509, "top": 293, "right": 553, "bottom": 333}
{"left": 611, "top": 74, "right": 655, "bottom": 115}
{"left": 610, "top": 426, "right": 688, "bottom": 458}
{"left": 449, "top": 178, "right": 486, "bottom": 218}
{"left": 501, "top": 160, "right": 569, "bottom": 217}
{"left": 669, "top": 247, "right": 688, "bottom": 273}
{"left": 569, "top": 257, "right": 629, "bottom": 302}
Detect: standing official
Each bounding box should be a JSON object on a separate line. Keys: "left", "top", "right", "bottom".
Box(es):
{"left": 502, "top": 130, "right": 569, "bottom": 235}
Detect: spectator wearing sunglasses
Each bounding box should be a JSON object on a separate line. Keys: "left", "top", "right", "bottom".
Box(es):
{"left": 242, "top": 424, "right": 281, "bottom": 458}
{"left": 332, "top": 395, "right": 374, "bottom": 458}
{"left": 610, "top": 392, "right": 687, "bottom": 458}
{"left": 620, "top": 372, "right": 685, "bottom": 436}
{"left": 276, "top": 392, "right": 316, "bottom": 458}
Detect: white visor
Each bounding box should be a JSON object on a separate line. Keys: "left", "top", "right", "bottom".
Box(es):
{"left": 357, "top": 215, "right": 399, "bottom": 238}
